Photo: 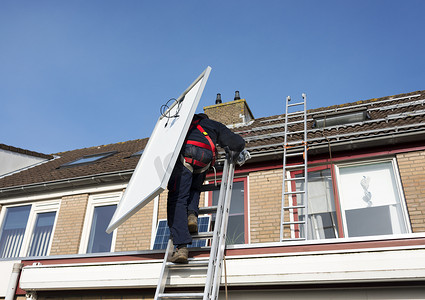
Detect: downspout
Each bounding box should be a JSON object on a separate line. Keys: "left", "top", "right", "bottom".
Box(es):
{"left": 5, "top": 262, "right": 23, "bottom": 300}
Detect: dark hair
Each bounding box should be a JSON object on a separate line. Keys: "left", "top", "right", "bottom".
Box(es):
{"left": 195, "top": 113, "right": 209, "bottom": 119}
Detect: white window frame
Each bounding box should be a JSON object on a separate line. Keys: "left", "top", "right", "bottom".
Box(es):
{"left": 335, "top": 157, "right": 412, "bottom": 237}
{"left": 0, "top": 199, "right": 60, "bottom": 258}
{"left": 79, "top": 192, "right": 122, "bottom": 254}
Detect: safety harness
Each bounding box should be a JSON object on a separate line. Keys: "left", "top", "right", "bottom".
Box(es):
{"left": 181, "top": 119, "right": 217, "bottom": 173}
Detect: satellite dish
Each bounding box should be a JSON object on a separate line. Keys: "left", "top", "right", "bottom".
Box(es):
{"left": 106, "top": 67, "right": 212, "bottom": 233}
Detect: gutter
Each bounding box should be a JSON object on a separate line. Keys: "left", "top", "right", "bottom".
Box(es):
{"left": 0, "top": 170, "right": 134, "bottom": 198}
{"left": 245, "top": 128, "right": 425, "bottom": 162}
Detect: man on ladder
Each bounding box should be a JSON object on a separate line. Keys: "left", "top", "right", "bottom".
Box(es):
{"left": 167, "top": 113, "right": 245, "bottom": 263}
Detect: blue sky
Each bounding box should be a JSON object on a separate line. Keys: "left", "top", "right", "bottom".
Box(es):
{"left": 1, "top": 1, "right": 424, "bottom": 154}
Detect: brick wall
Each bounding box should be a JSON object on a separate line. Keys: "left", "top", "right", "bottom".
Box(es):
{"left": 249, "top": 169, "right": 282, "bottom": 243}
{"left": 50, "top": 194, "right": 89, "bottom": 255}
{"left": 115, "top": 199, "right": 155, "bottom": 252}
{"left": 396, "top": 150, "right": 425, "bottom": 232}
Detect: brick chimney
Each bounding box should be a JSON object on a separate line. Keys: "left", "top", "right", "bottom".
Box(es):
{"left": 203, "top": 91, "right": 254, "bottom": 126}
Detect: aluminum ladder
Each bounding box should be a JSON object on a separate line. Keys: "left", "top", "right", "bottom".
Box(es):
{"left": 154, "top": 152, "right": 237, "bottom": 300}
{"left": 280, "top": 93, "right": 309, "bottom": 241}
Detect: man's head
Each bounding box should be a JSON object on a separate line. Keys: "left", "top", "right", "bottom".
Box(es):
{"left": 195, "top": 113, "right": 209, "bottom": 120}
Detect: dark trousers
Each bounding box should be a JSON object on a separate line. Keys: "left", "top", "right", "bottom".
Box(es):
{"left": 167, "top": 147, "right": 210, "bottom": 246}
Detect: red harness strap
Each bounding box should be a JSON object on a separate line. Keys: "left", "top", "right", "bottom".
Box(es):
{"left": 185, "top": 120, "right": 217, "bottom": 167}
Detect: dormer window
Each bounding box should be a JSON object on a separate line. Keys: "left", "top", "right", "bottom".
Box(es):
{"left": 60, "top": 151, "right": 117, "bottom": 168}
{"left": 312, "top": 108, "right": 370, "bottom": 128}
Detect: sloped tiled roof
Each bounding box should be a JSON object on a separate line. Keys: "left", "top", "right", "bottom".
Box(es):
{"left": 0, "top": 143, "right": 53, "bottom": 160}
{"left": 0, "top": 139, "right": 148, "bottom": 190}
{"left": 0, "top": 89, "right": 424, "bottom": 193}
{"left": 237, "top": 90, "right": 425, "bottom": 155}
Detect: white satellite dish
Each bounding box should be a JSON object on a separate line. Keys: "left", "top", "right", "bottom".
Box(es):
{"left": 106, "top": 66, "right": 212, "bottom": 233}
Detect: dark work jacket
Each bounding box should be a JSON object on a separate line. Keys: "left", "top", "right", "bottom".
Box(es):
{"left": 185, "top": 114, "right": 245, "bottom": 153}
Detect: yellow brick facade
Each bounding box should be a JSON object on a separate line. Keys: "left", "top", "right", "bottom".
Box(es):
{"left": 249, "top": 169, "right": 282, "bottom": 243}
{"left": 396, "top": 150, "right": 425, "bottom": 233}
{"left": 50, "top": 194, "right": 89, "bottom": 255}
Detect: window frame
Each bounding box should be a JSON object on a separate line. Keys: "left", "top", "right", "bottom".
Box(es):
{"left": 287, "top": 157, "right": 411, "bottom": 240}
{"left": 79, "top": 192, "right": 121, "bottom": 254}
{"left": 59, "top": 151, "right": 117, "bottom": 168}
{"left": 0, "top": 200, "right": 60, "bottom": 258}
{"left": 334, "top": 157, "right": 411, "bottom": 237}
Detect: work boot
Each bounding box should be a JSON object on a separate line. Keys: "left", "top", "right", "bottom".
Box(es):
{"left": 169, "top": 246, "right": 188, "bottom": 264}
{"left": 188, "top": 214, "right": 198, "bottom": 233}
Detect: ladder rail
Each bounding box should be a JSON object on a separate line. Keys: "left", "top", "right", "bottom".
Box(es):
{"left": 281, "top": 93, "right": 309, "bottom": 241}
{"left": 155, "top": 152, "right": 242, "bottom": 300}
{"left": 203, "top": 157, "right": 230, "bottom": 299}
{"left": 154, "top": 239, "right": 175, "bottom": 299}
{"left": 210, "top": 160, "right": 235, "bottom": 300}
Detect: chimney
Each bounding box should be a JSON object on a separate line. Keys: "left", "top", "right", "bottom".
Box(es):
{"left": 234, "top": 91, "right": 241, "bottom": 100}
{"left": 203, "top": 91, "right": 254, "bottom": 126}
{"left": 215, "top": 93, "right": 222, "bottom": 104}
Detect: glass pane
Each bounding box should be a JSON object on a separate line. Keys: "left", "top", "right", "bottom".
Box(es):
{"left": 212, "top": 180, "right": 245, "bottom": 244}
{"left": 87, "top": 205, "right": 117, "bottom": 253}
{"left": 338, "top": 161, "right": 407, "bottom": 237}
{"left": 226, "top": 215, "right": 245, "bottom": 244}
{"left": 0, "top": 205, "right": 31, "bottom": 258}
{"left": 295, "top": 169, "right": 339, "bottom": 240}
{"left": 28, "top": 211, "right": 56, "bottom": 257}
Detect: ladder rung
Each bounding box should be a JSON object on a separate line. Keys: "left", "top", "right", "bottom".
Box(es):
{"left": 284, "top": 177, "right": 305, "bottom": 181}
{"left": 284, "top": 152, "right": 304, "bottom": 157}
{"left": 285, "top": 164, "right": 305, "bottom": 170}
{"left": 288, "top": 102, "right": 305, "bottom": 107}
{"left": 286, "top": 141, "right": 306, "bottom": 147}
{"left": 200, "top": 183, "right": 221, "bottom": 192}
{"left": 286, "top": 119, "right": 305, "bottom": 125}
{"left": 285, "top": 130, "right": 305, "bottom": 135}
{"left": 283, "top": 221, "right": 306, "bottom": 225}
{"left": 283, "top": 205, "right": 305, "bottom": 209}
{"left": 191, "top": 232, "right": 214, "bottom": 239}
{"left": 199, "top": 206, "right": 217, "bottom": 214}
{"left": 284, "top": 190, "right": 305, "bottom": 195}
{"left": 166, "top": 260, "right": 209, "bottom": 268}
{"left": 286, "top": 111, "right": 303, "bottom": 117}
{"left": 158, "top": 292, "right": 204, "bottom": 299}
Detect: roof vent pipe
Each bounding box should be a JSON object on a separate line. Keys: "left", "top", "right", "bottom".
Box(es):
{"left": 234, "top": 91, "right": 241, "bottom": 100}
{"left": 215, "top": 93, "right": 222, "bottom": 104}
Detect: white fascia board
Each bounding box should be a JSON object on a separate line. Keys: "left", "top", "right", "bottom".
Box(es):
{"left": 0, "top": 182, "right": 128, "bottom": 205}
{"left": 20, "top": 247, "right": 425, "bottom": 291}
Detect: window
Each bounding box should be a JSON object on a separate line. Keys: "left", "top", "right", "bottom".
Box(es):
{"left": 79, "top": 192, "right": 121, "bottom": 254}
{"left": 337, "top": 161, "right": 408, "bottom": 237}
{"left": 293, "top": 168, "right": 340, "bottom": 240}
{"left": 0, "top": 205, "right": 31, "bottom": 258}
{"left": 131, "top": 149, "right": 144, "bottom": 157}
{"left": 312, "top": 108, "right": 370, "bottom": 128}
{"left": 286, "top": 159, "right": 409, "bottom": 240}
{"left": 152, "top": 216, "right": 211, "bottom": 250}
{"left": 211, "top": 178, "right": 248, "bottom": 245}
{"left": 60, "top": 151, "right": 117, "bottom": 168}
{"left": 27, "top": 211, "right": 56, "bottom": 256}
{"left": 0, "top": 201, "right": 59, "bottom": 258}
